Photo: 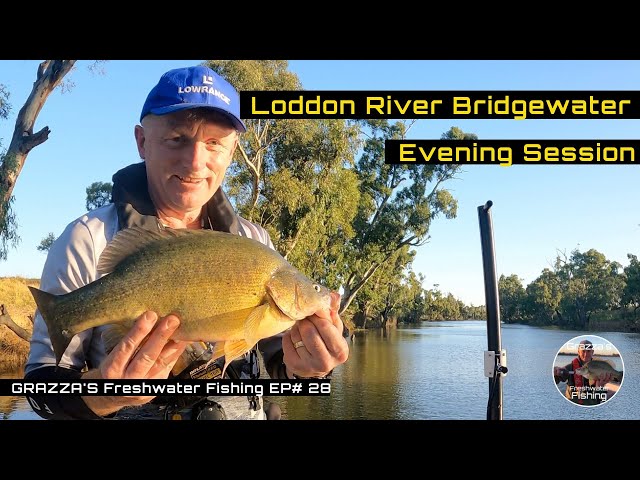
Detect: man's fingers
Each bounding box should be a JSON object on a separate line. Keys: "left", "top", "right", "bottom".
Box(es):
{"left": 147, "top": 340, "right": 190, "bottom": 378}
{"left": 305, "top": 314, "right": 347, "bottom": 359}
{"left": 329, "top": 291, "right": 341, "bottom": 312}
{"left": 124, "top": 314, "right": 181, "bottom": 379}
{"left": 286, "top": 323, "right": 312, "bottom": 361}
{"left": 104, "top": 311, "right": 158, "bottom": 377}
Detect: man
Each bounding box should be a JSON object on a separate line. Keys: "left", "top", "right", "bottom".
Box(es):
{"left": 554, "top": 339, "right": 612, "bottom": 406}
{"left": 24, "top": 65, "right": 349, "bottom": 420}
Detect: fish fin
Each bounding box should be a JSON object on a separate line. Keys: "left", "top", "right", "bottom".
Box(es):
{"left": 97, "top": 226, "right": 210, "bottom": 275}
{"left": 220, "top": 339, "right": 253, "bottom": 378}
{"left": 216, "top": 304, "right": 276, "bottom": 377}
{"left": 219, "top": 304, "right": 268, "bottom": 377}
{"left": 209, "top": 342, "right": 226, "bottom": 363}
{"left": 244, "top": 304, "right": 268, "bottom": 346}
{"left": 28, "top": 287, "right": 70, "bottom": 366}
{"left": 101, "top": 324, "right": 131, "bottom": 355}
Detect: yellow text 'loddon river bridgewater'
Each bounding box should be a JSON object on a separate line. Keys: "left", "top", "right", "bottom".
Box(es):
{"left": 241, "top": 91, "right": 640, "bottom": 119}
{"left": 384, "top": 140, "right": 640, "bottom": 167}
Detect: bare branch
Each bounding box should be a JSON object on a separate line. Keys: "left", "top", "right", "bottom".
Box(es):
{"left": 19, "top": 126, "right": 50, "bottom": 153}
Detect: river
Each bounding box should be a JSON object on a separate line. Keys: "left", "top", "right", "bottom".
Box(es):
{"left": 2, "top": 321, "right": 638, "bottom": 420}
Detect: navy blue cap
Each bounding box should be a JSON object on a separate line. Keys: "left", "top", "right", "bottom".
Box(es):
{"left": 140, "top": 65, "right": 246, "bottom": 132}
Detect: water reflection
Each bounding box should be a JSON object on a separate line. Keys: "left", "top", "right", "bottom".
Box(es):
{"left": 0, "top": 372, "right": 42, "bottom": 420}
{"left": 272, "top": 321, "right": 640, "bottom": 420}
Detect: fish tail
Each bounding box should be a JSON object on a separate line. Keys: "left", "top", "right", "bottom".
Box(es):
{"left": 28, "top": 287, "right": 72, "bottom": 366}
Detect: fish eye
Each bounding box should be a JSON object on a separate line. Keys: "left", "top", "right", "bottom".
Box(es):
{"left": 313, "top": 284, "right": 321, "bottom": 292}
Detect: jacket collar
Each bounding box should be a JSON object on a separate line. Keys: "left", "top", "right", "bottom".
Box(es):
{"left": 111, "top": 162, "right": 240, "bottom": 234}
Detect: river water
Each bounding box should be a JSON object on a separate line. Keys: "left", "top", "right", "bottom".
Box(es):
{"left": 2, "top": 321, "right": 638, "bottom": 420}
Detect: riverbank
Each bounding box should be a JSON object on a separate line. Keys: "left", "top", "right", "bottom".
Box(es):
{"left": 502, "top": 308, "right": 639, "bottom": 334}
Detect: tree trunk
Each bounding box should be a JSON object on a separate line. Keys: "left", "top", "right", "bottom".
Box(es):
{"left": 340, "top": 262, "right": 384, "bottom": 315}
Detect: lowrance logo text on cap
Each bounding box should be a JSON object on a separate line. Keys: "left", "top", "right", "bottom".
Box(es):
{"left": 177, "top": 75, "right": 231, "bottom": 105}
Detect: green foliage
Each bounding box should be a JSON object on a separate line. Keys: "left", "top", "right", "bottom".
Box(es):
{"left": 0, "top": 195, "right": 19, "bottom": 261}
{"left": 623, "top": 254, "right": 640, "bottom": 316}
{"left": 555, "top": 249, "right": 624, "bottom": 329}
{"left": 206, "top": 61, "right": 475, "bottom": 326}
{"left": 523, "top": 268, "right": 562, "bottom": 325}
{"left": 423, "top": 289, "right": 463, "bottom": 321}
{"left": 85, "top": 181, "right": 112, "bottom": 211}
{"left": 0, "top": 86, "right": 17, "bottom": 261}
{"left": 37, "top": 232, "right": 56, "bottom": 253}
{"left": 0, "top": 84, "right": 10, "bottom": 120}
{"left": 507, "top": 248, "right": 631, "bottom": 331}
{"left": 339, "top": 122, "right": 467, "bottom": 312}
{"left": 352, "top": 247, "right": 416, "bottom": 327}
{"left": 206, "top": 60, "right": 308, "bottom": 218}
{"left": 498, "top": 274, "right": 525, "bottom": 323}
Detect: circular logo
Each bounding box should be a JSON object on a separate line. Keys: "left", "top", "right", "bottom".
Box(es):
{"left": 552, "top": 335, "right": 624, "bottom": 407}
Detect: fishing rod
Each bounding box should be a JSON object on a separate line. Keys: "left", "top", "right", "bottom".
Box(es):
{"left": 478, "top": 200, "right": 508, "bottom": 420}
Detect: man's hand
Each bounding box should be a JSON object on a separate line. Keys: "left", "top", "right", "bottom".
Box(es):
{"left": 82, "top": 311, "right": 188, "bottom": 417}
{"left": 553, "top": 366, "right": 569, "bottom": 383}
{"left": 282, "top": 298, "right": 349, "bottom": 378}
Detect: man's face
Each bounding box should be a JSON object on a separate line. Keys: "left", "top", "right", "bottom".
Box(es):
{"left": 578, "top": 343, "right": 594, "bottom": 363}
{"left": 134, "top": 110, "right": 238, "bottom": 215}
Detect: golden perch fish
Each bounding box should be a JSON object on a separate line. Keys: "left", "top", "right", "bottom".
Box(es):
{"left": 29, "top": 226, "right": 335, "bottom": 375}
{"left": 575, "top": 359, "right": 623, "bottom": 383}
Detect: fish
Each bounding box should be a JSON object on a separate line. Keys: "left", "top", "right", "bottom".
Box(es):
{"left": 28, "top": 226, "right": 336, "bottom": 376}
{"left": 574, "top": 359, "right": 623, "bottom": 383}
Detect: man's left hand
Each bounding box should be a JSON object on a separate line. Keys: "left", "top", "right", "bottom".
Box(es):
{"left": 283, "top": 304, "right": 349, "bottom": 379}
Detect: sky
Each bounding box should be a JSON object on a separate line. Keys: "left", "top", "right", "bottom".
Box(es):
{"left": 0, "top": 60, "right": 639, "bottom": 306}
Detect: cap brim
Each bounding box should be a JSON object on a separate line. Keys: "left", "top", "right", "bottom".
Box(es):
{"left": 148, "top": 104, "right": 247, "bottom": 133}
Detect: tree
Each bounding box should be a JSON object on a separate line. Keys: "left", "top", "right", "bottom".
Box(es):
{"left": 207, "top": 61, "right": 472, "bottom": 321}
{"left": 0, "top": 61, "right": 77, "bottom": 261}
{"left": 555, "top": 248, "right": 625, "bottom": 329}
{"left": 498, "top": 274, "right": 525, "bottom": 323}
{"left": 37, "top": 232, "right": 56, "bottom": 253}
{"left": 352, "top": 246, "right": 415, "bottom": 328}
{"left": 397, "top": 270, "right": 426, "bottom": 324}
{"left": 86, "top": 181, "right": 112, "bottom": 211}
{"left": 623, "top": 254, "right": 640, "bottom": 317}
{"left": 206, "top": 60, "right": 305, "bottom": 218}
{"left": 338, "top": 124, "right": 474, "bottom": 314}
{"left": 523, "top": 268, "right": 563, "bottom": 325}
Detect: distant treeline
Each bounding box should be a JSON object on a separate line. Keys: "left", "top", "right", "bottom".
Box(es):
{"left": 499, "top": 249, "right": 640, "bottom": 331}
{"left": 350, "top": 269, "right": 487, "bottom": 329}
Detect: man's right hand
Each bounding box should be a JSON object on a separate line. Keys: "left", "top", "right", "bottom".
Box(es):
{"left": 81, "top": 311, "right": 188, "bottom": 417}
{"left": 553, "top": 366, "right": 568, "bottom": 383}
